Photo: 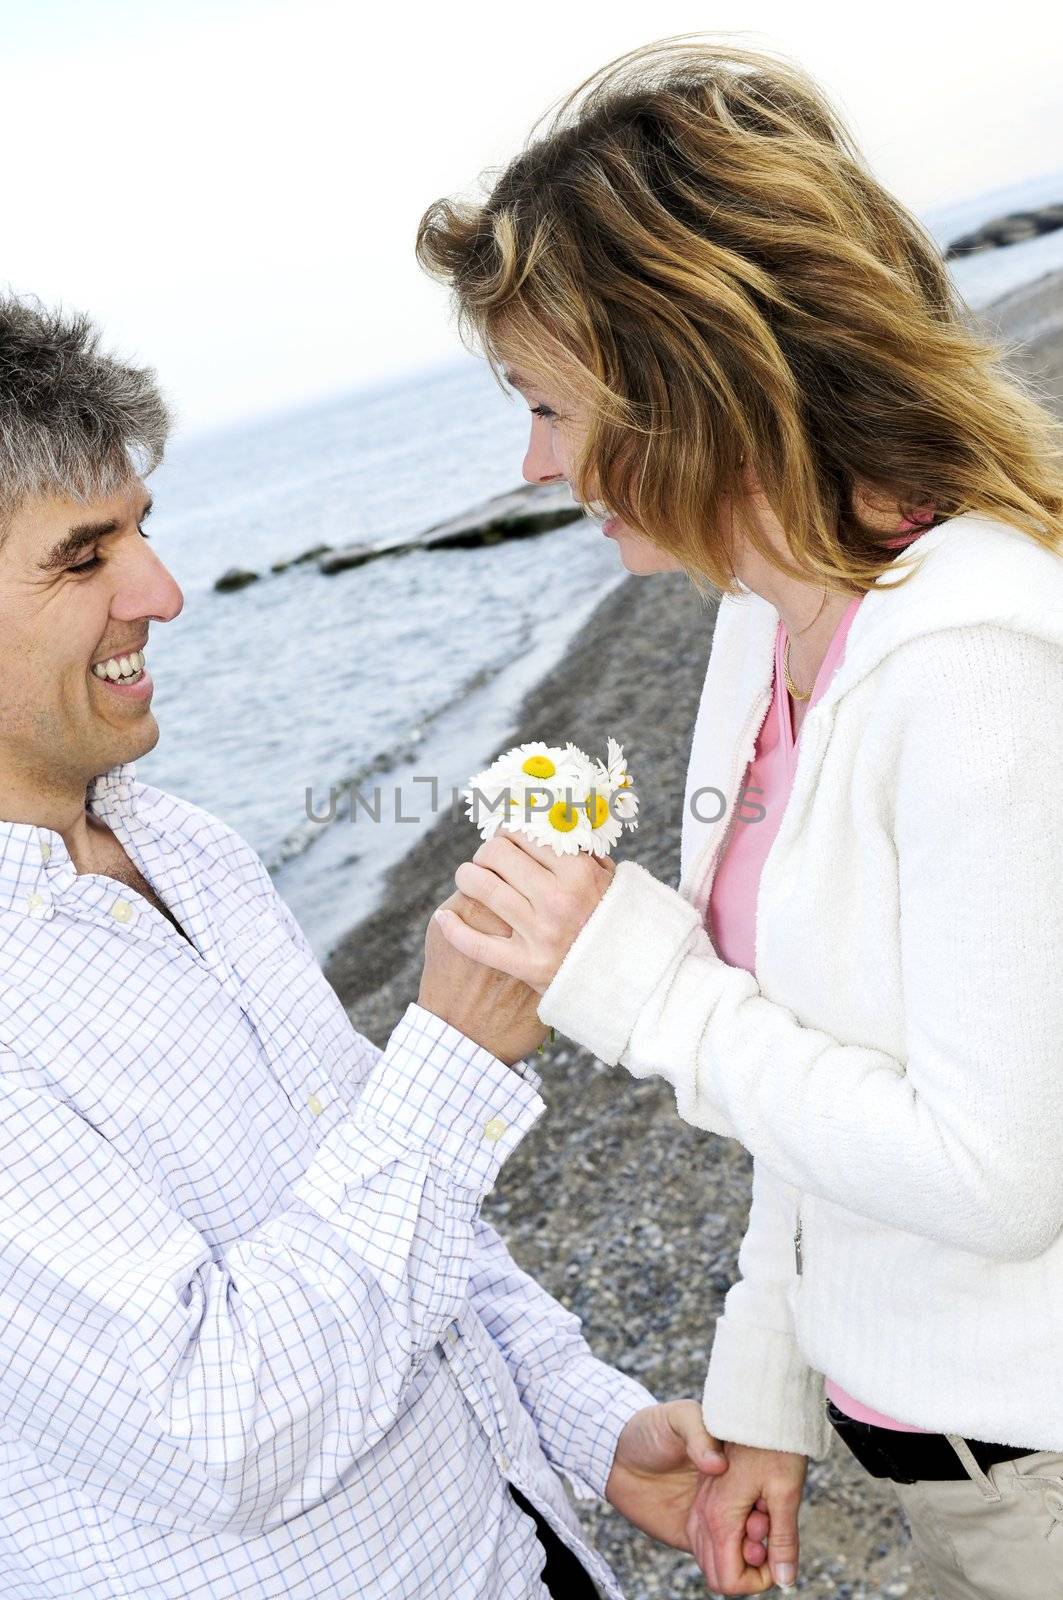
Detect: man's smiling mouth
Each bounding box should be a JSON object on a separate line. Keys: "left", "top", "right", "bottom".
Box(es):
{"left": 91, "top": 649, "right": 146, "bottom": 683}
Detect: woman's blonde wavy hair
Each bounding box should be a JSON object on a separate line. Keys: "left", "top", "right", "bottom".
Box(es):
{"left": 416, "top": 33, "right": 1063, "bottom": 599}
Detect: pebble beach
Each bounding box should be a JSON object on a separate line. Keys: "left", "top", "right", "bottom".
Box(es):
{"left": 323, "top": 269, "right": 1063, "bottom": 1600}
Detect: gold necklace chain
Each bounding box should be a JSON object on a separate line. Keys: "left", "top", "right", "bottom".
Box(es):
{"left": 784, "top": 633, "right": 813, "bottom": 701}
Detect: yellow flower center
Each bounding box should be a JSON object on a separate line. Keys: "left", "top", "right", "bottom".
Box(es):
{"left": 522, "top": 755, "right": 556, "bottom": 779}
{"left": 585, "top": 793, "right": 610, "bottom": 829}
{"left": 548, "top": 799, "right": 580, "bottom": 833}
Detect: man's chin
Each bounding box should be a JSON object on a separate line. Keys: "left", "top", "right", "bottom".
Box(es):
{"left": 93, "top": 713, "right": 161, "bottom": 773}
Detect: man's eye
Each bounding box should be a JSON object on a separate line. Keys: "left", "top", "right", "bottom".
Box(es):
{"left": 68, "top": 526, "right": 148, "bottom": 574}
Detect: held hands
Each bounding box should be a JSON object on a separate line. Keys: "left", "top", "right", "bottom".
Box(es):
{"left": 606, "top": 1403, "right": 772, "bottom": 1587}
{"left": 690, "top": 1442, "right": 808, "bottom": 1594}
{"left": 435, "top": 833, "right": 614, "bottom": 994}
{"left": 420, "top": 888, "right": 548, "bottom": 1066}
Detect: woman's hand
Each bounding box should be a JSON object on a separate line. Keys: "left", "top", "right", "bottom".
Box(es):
{"left": 605, "top": 1401, "right": 771, "bottom": 1580}
{"left": 434, "top": 832, "right": 616, "bottom": 994}
{"left": 420, "top": 887, "right": 548, "bottom": 1064}
{"left": 690, "top": 1442, "right": 807, "bottom": 1594}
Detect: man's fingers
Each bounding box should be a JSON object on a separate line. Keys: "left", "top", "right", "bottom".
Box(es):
{"left": 744, "top": 1508, "right": 770, "bottom": 1544}
{"left": 710, "top": 1508, "right": 773, "bottom": 1594}
{"left": 666, "top": 1399, "right": 727, "bottom": 1473}
{"left": 743, "top": 1534, "right": 768, "bottom": 1568}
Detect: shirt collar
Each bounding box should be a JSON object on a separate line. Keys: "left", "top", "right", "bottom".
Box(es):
{"left": 0, "top": 762, "right": 138, "bottom": 920}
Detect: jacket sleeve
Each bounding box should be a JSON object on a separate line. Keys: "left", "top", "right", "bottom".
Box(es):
{"left": 538, "top": 627, "right": 1063, "bottom": 1262}
{"left": 468, "top": 1216, "right": 657, "bottom": 1498}
{"left": 0, "top": 1004, "right": 541, "bottom": 1539}
{"left": 701, "top": 1161, "right": 831, "bottom": 1458}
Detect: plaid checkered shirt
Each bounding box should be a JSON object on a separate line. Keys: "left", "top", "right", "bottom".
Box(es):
{"left": 0, "top": 764, "right": 655, "bottom": 1598}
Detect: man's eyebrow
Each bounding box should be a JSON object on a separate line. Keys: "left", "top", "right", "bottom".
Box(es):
{"left": 38, "top": 496, "right": 154, "bottom": 572}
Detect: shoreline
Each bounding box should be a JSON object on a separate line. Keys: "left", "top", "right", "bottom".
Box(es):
{"left": 322, "top": 269, "right": 1063, "bottom": 1598}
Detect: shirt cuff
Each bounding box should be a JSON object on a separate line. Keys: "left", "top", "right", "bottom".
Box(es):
{"left": 539, "top": 1358, "right": 658, "bottom": 1501}
{"left": 348, "top": 1002, "right": 544, "bottom": 1196}
{"left": 537, "top": 861, "right": 703, "bottom": 1064}
{"left": 702, "top": 1316, "right": 833, "bottom": 1460}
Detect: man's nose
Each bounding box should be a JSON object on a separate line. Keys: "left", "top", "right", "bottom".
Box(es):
{"left": 111, "top": 540, "right": 184, "bottom": 626}
{"left": 522, "top": 423, "right": 565, "bottom": 487}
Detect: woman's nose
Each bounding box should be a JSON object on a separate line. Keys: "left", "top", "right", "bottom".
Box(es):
{"left": 522, "top": 422, "right": 565, "bottom": 486}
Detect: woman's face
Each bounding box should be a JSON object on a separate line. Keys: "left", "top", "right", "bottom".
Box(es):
{"left": 506, "top": 364, "right": 683, "bottom": 576}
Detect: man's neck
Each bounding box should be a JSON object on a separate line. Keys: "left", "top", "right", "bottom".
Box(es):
{"left": 0, "top": 773, "right": 107, "bottom": 875}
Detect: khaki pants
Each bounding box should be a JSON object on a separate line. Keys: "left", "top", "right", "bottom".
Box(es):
{"left": 892, "top": 1437, "right": 1063, "bottom": 1599}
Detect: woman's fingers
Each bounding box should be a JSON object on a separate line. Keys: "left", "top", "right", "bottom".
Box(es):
{"left": 473, "top": 832, "right": 557, "bottom": 895}
{"left": 433, "top": 906, "right": 527, "bottom": 980}
{"left": 453, "top": 860, "right": 529, "bottom": 932}
{"left": 764, "top": 1492, "right": 800, "bottom": 1591}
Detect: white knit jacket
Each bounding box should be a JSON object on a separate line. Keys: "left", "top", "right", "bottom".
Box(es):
{"left": 537, "top": 512, "right": 1063, "bottom": 1457}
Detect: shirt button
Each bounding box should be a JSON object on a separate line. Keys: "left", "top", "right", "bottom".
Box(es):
{"left": 111, "top": 899, "right": 134, "bottom": 923}
{"left": 483, "top": 1116, "right": 507, "bottom": 1143}
{"left": 307, "top": 1092, "right": 324, "bottom": 1116}
{"left": 38, "top": 840, "right": 52, "bottom": 862}
{"left": 25, "top": 891, "right": 44, "bottom": 912}
{"left": 446, "top": 1323, "right": 460, "bottom": 1347}
{"left": 498, "top": 1454, "right": 512, "bottom": 1476}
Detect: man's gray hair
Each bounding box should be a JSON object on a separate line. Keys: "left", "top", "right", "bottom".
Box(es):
{"left": 0, "top": 295, "right": 171, "bottom": 527}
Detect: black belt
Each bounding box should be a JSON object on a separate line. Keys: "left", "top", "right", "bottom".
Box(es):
{"left": 509, "top": 1485, "right": 601, "bottom": 1598}
{"left": 826, "top": 1401, "right": 1035, "bottom": 1484}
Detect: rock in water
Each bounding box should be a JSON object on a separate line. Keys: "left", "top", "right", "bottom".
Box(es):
{"left": 214, "top": 567, "right": 260, "bottom": 592}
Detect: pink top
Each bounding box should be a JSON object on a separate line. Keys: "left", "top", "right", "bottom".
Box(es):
{"left": 707, "top": 519, "right": 934, "bottom": 1432}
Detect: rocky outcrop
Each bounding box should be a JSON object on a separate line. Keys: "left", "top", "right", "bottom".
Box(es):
{"left": 316, "top": 482, "right": 585, "bottom": 573}
{"left": 317, "top": 537, "right": 414, "bottom": 575}
{"left": 412, "top": 481, "right": 586, "bottom": 551}
{"left": 270, "top": 543, "right": 333, "bottom": 574}
{"left": 213, "top": 567, "right": 260, "bottom": 592}
{"left": 946, "top": 201, "right": 1063, "bottom": 258}
{"left": 215, "top": 483, "right": 587, "bottom": 591}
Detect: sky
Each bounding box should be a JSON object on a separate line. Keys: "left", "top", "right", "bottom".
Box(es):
{"left": 2, "top": 0, "right": 1060, "bottom": 434}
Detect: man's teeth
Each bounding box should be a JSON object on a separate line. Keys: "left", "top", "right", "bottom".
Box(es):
{"left": 92, "top": 650, "right": 145, "bottom": 682}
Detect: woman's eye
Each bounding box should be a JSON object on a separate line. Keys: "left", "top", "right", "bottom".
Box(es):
{"left": 530, "top": 404, "right": 557, "bottom": 421}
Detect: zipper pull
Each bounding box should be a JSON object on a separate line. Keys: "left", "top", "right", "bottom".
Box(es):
{"left": 794, "top": 1218, "right": 803, "bottom": 1276}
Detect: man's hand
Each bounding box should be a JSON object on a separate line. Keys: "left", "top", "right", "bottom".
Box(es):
{"left": 605, "top": 1400, "right": 771, "bottom": 1584}
{"left": 436, "top": 832, "right": 616, "bottom": 994}
{"left": 420, "top": 888, "right": 548, "bottom": 1066}
{"left": 690, "top": 1441, "right": 807, "bottom": 1594}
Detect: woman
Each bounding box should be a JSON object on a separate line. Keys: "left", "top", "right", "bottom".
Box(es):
{"left": 416, "top": 34, "right": 1063, "bottom": 1600}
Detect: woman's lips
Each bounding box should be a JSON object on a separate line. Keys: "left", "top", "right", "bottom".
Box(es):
{"left": 602, "top": 516, "right": 621, "bottom": 536}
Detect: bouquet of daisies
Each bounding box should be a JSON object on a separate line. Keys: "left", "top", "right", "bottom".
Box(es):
{"left": 463, "top": 738, "right": 639, "bottom": 857}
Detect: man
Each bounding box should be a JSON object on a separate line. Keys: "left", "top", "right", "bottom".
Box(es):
{"left": 0, "top": 298, "right": 743, "bottom": 1599}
